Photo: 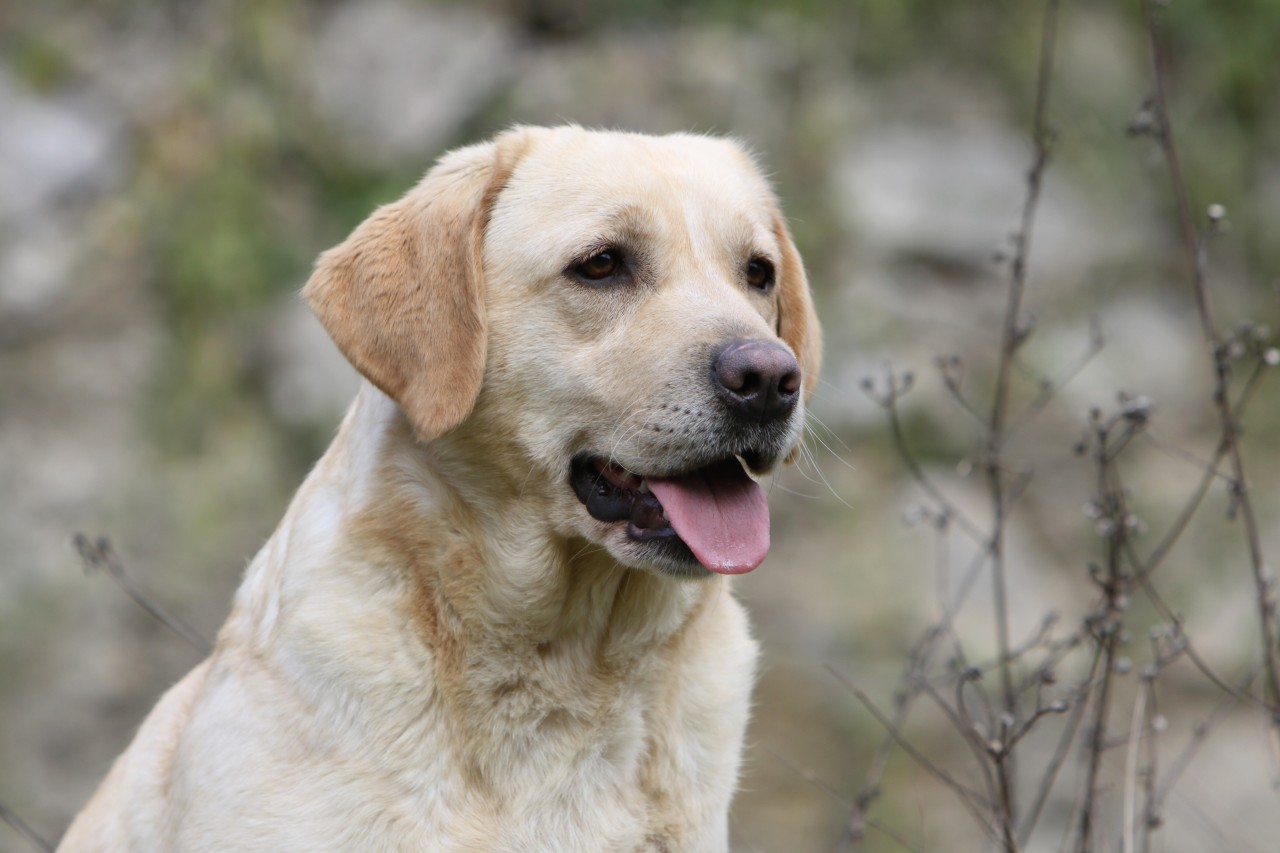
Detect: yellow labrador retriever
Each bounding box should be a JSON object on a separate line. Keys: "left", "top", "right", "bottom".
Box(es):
{"left": 60, "top": 125, "right": 820, "bottom": 852}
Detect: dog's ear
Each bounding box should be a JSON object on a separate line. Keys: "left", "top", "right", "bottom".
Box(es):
{"left": 773, "top": 215, "right": 822, "bottom": 403}
{"left": 303, "top": 132, "right": 527, "bottom": 440}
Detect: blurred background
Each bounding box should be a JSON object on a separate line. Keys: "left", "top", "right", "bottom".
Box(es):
{"left": 2, "top": 1, "right": 1279, "bottom": 850}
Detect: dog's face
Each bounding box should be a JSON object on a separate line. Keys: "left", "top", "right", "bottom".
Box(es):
{"left": 305, "top": 127, "right": 820, "bottom": 579}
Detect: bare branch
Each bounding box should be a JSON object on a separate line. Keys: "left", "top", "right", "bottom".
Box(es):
{"left": 1122, "top": 685, "right": 1148, "bottom": 853}
{"left": 985, "top": 6, "right": 1062, "bottom": 823}
{"left": 1141, "top": 0, "right": 1280, "bottom": 712}
{"left": 827, "top": 666, "right": 1003, "bottom": 842}
{"left": 0, "top": 799, "right": 53, "bottom": 853}
{"left": 1018, "top": 646, "right": 1104, "bottom": 844}
{"left": 72, "top": 534, "right": 213, "bottom": 656}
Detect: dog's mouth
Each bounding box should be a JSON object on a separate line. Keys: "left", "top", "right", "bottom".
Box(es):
{"left": 569, "top": 453, "right": 771, "bottom": 575}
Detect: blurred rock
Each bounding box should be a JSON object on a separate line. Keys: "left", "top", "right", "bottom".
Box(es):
{"left": 2, "top": 4, "right": 1278, "bottom": 849}
{"left": 0, "top": 68, "right": 125, "bottom": 326}
{"left": 257, "top": 294, "right": 361, "bottom": 428}
{"left": 509, "top": 24, "right": 812, "bottom": 148}
{"left": 52, "top": 16, "right": 187, "bottom": 125}
{"left": 0, "top": 218, "right": 78, "bottom": 318}
{"left": 0, "top": 70, "right": 123, "bottom": 225}
{"left": 307, "top": 1, "right": 518, "bottom": 168}
{"left": 836, "top": 121, "right": 1110, "bottom": 281}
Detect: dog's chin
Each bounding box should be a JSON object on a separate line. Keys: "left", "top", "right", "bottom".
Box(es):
{"left": 594, "top": 524, "right": 713, "bottom": 579}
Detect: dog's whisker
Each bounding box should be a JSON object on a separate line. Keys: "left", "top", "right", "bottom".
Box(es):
{"left": 514, "top": 457, "right": 544, "bottom": 501}
{"left": 804, "top": 410, "right": 858, "bottom": 463}
{"left": 790, "top": 431, "right": 854, "bottom": 510}
{"left": 770, "top": 482, "right": 827, "bottom": 500}
{"left": 603, "top": 407, "right": 652, "bottom": 470}
{"left": 568, "top": 539, "right": 609, "bottom": 563}
{"left": 802, "top": 416, "right": 857, "bottom": 472}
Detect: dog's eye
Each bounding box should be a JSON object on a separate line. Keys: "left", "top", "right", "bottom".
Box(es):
{"left": 746, "top": 257, "right": 775, "bottom": 292}
{"left": 574, "top": 250, "right": 623, "bottom": 282}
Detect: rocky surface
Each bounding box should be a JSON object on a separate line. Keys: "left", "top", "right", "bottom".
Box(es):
{"left": 2, "top": 3, "right": 1278, "bottom": 850}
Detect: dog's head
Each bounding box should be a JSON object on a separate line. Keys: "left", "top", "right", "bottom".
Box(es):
{"left": 305, "top": 126, "right": 820, "bottom": 578}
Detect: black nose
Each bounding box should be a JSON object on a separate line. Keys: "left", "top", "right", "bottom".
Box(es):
{"left": 712, "top": 339, "right": 802, "bottom": 423}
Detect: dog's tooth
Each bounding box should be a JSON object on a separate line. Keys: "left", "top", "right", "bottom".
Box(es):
{"left": 638, "top": 480, "right": 651, "bottom": 494}
{"left": 661, "top": 506, "right": 669, "bottom": 521}
{"left": 735, "top": 455, "right": 764, "bottom": 483}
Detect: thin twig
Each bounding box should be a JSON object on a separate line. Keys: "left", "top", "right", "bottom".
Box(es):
{"left": 1151, "top": 661, "right": 1262, "bottom": 813}
{"left": 765, "top": 745, "right": 928, "bottom": 853}
{"left": 1007, "top": 314, "right": 1105, "bottom": 437}
{"left": 1139, "top": 680, "right": 1160, "bottom": 853}
{"left": 918, "top": 677, "right": 999, "bottom": 802}
{"left": 1122, "top": 685, "right": 1148, "bottom": 853}
{"left": 870, "top": 375, "right": 986, "bottom": 544}
{"left": 1077, "top": 414, "right": 1132, "bottom": 853}
{"left": 1129, "top": 560, "right": 1265, "bottom": 708}
{"left": 985, "top": 6, "right": 1062, "bottom": 832}
{"left": 0, "top": 799, "right": 54, "bottom": 853}
{"left": 1142, "top": 0, "right": 1280, "bottom": 713}
{"left": 828, "top": 667, "right": 1003, "bottom": 842}
{"left": 72, "top": 534, "right": 213, "bottom": 656}
{"left": 935, "top": 355, "right": 992, "bottom": 430}
{"left": 1018, "top": 646, "right": 1104, "bottom": 845}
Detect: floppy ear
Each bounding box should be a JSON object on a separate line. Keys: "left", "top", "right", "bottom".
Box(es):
{"left": 773, "top": 215, "right": 822, "bottom": 403}
{"left": 303, "top": 133, "right": 527, "bottom": 440}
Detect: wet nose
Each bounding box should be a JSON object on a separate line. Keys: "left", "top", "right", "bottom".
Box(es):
{"left": 711, "top": 339, "right": 802, "bottom": 423}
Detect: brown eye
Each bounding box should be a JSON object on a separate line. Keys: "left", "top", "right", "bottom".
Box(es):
{"left": 575, "top": 250, "right": 622, "bottom": 281}
{"left": 746, "top": 257, "right": 775, "bottom": 291}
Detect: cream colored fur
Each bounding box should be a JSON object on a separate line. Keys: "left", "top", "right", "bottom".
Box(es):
{"left": 59, "top": 126, "right": 820, "bottom": 853}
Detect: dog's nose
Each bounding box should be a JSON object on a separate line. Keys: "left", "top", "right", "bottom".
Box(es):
{"left": 712, "top": 339, "right": 802, "bottom": 423}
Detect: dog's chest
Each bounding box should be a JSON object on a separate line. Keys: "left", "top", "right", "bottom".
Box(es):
{"left": 390, "top": 648, "right": 741, "bottom": 851}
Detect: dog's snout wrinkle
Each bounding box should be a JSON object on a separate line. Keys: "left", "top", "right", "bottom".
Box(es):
{"left": 711, "top": 339, "right": 801, "bottom": 424}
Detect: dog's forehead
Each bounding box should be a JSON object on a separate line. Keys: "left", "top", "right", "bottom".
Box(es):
{"left": 490, "top": 130, "right": 778, "bottom": 252}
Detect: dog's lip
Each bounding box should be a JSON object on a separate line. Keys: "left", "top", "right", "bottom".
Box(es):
{"left": 570, "top": 454, "right": 674, "bottom": 529}
{"left": 569, "top": 452, "right": 774, "bottom": 573}
{"left": 571, "top": 452, "right": 767, "bottom": 508}
{"left": 585, "top": 448, "right": 772, "bottom": 484}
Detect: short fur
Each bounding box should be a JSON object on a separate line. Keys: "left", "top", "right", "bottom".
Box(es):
{"left": 60, "top": 126, "right": 820, "bottom": 853}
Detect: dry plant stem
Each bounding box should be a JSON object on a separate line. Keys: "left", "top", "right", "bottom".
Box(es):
{"left": 1077, "top": 601, "right": 1119, "bottom": 853}
{"left": 919, "top": 678, "right": 999, "bottom": 801}
{"left": 765, "top": 747, "right": 925, "bottom": 853}
{"left": 984, "top": 0, "right": 1060, "bottom": 835}
{"left": 0, "top": 799, "right": 53, "bottom": 853}
{"left": 1077, "top": 421, "right": 1129, "bottom": 853}
{"left": 1138, "top": 681, "right": 1160, "bottom": 853}
{"left": 1153, "top": 662, "right": 1261, "bottom": 815}
{"left": 1121, "top": 687, "right": 1147, "bottom": 853}
{"left": 1129, "top": 561, "right": 1263, "bottom": 707}
{"left": 1143, "top": 0, "right": 1280, "bottom": 713}
{"left": 72, "top": 534, "right": 213, "bottom": 656}
{"left": 1132, "top": 358, "right": 1268, "bottom": 591}
{"left": 1006, "top": 316, "right": 1104, "bottom": 438}
{"left": 882, "top": 392, "right": 985, "bottom": 543}
{"left": 829, "top": 669, "right": 1004, "bottom": 843}
{"left": 842, "top": 388, "right": 1008, "bottom": 851}
{"left": 1017, "top": 646, "right": 1103, "bottom": 846}
{"left": 842, "top": 379, "right": 1004, "bottom": 850}
{"left": 859, "top": 821, "right": 925, "bottom": 853}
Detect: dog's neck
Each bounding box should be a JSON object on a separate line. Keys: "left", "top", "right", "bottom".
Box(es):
{"left": 228, "top": 383, "right": 716, "bottom": 701}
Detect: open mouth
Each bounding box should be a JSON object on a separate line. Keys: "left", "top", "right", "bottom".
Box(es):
{"left": 569, "top": 454, "right": 771, "bottom": 575}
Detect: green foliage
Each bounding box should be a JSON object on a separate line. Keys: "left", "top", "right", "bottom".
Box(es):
{"left": 112, "top": 0, "right": 1280, "bottom": 458}
{"left": 1161, "top": 0, "right": 1280, "bottom": 134}
{"left": 8, "top": 32, "right": 72, "bottom": 92}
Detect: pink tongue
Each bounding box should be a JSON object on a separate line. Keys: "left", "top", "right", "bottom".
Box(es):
{"left": 647, "top": 461, "right": 770, "bottom": 574}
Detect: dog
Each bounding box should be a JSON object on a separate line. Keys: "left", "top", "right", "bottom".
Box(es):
{"left": 59, "top": 125, "right": 820, "bottom": 852}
